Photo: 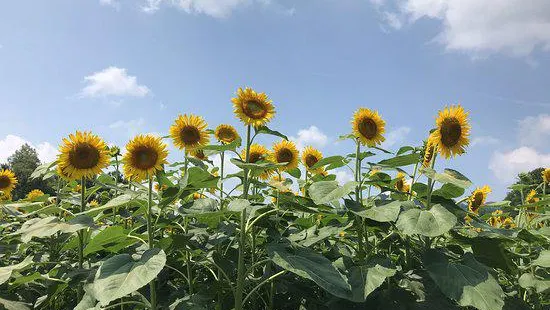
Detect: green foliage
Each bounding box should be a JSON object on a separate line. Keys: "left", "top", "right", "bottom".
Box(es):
{"left": 7, "top": 144, "right": 55, "bottom": 200}
{"left": 505, "top": 167, "right": 545, "bottom": 206}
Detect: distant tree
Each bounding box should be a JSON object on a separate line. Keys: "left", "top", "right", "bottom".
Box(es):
{"left": 7, "top": 144, "right": 54, "bottom": 200}
{"left": 505, "top": 167, "right": 544, "bottom": 206}
{"left": 0, "top": 163, "right": 9, "bottom": 170}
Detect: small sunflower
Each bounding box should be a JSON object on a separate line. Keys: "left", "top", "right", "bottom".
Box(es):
{"left": 73, "top": 184, "right": 82, "bottom": 193}
{"left": 526, "top": 189, "right": 539, "bottom": 204}
{"left": 488, "top": 216, "right": 502, "bottom": 228}
{"left": 351, "top": 108, "right": 386, "bottom": 146}
{"left": 214, "top": 124, "right": 239, "bottom": 144}
{"left": 394, "top": 172, "right": 410, "bottom": 193}
{"left": 468, "top": 185, "right": 491, "bottom": 214}
{"left": 302, "top": 146, "right": 323, "bottom": 174}
{"left": 123, "top": 134, "right": 169, "bottom": 182}
{"left": 26, "top": 189, "right": 44, "bottom": 200}
{"left": 0, "top": 169, "right": 18, "bottom": 195}
{"left": 155, "top": 183, "right": 168, "bottom": 192}
{"left": 89, "top": 200, "right": 99, "bottom": 207}
{"left": 432, "top": 105, "right": 471, "bottom": 158}
{"left": 232, "top": 87, "right": 275, "bottom": 127}
{"left": 57, "top": 131, "right": 110, "bottom": 180}
{"left": 422, "top": 134, "right": 437, "bottom": 167}
{"left": 542, "top": 168, "right": 550, "bottom": 184}
{"left": 190, "top": 149, "right": 208, "bottom": 161}
{"left": 169, "top": 114, "right": 210, "bottom": 150}
{"left": 0, "top": 192, "right": 12, "bottom": 202}
{"left": 242, "top": 144, "right": 273, "bottom": 180}
{"left": 193, "top": 192, "right": 206, "bottom": 200}
{"left": 271, "top": 140, "right": 299, "bottom": 171}
{"left": 502, "top": 217, "right": 516, "bottom": 229}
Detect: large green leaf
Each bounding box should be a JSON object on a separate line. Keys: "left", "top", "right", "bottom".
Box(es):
{"left": 421, "top": 167, "right": 472, "bottom": 189}
{"left": 424, "top": 250, "right": 504, "bottom": 310}
{"left": 186, "top": 167, "right": 219, "bottom": 189}
{"left": 471, "top": 238, "right": 515, "bottom": 273}
{"left": 308, "top": 181, "right": 357, "bottom": 205}
{"left": 267, "top": 242, "right": 351, "bottom": 299}
{"left": 288, "top": 225, "right": 348, "bottom": 247}
{"left": 432, "top": 183, "right": 465, "bottom": 199}
{"left": 254, "top": 125, "right": 288, "bottom": 140}
{"left": 86, "top": 248, "right": 166, "bottom": 306}
{"left": 79, "top": 194, "right": 138, "bottom": 215}
{"left": 348, "top": 260, "right": 397, "bottom": 302}
{"left": 518, "top": 273, "right": 550, "bottom": 293}
{"left": 396, "top": 204, "right": 457, "bottom": 237}
{"left": 0, "top": 297, "right": 31, "bottom": 310}
{"left": 377, "top": 153, "right": 420, "bottom": 167}
{"left": 346, "top": 200, "right": 403, "bottom": 223}
{"left": 15, "top": 215, "right": 93, "bottom": 243}
{"left": 310, "top": 156, "right": 349, "bottom": 171}
{"left": 0, "top": 256, "right": 33, "bottom": 285}
{"left": 84, "top": 226, "right": 135, "bottom": 256}
{"left": 532, "top": 250, "right": 550, "bottom": 268}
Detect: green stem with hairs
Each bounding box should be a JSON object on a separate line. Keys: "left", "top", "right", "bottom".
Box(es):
{"left": 77, "top": 177, "right": 86, "bottom": 300}
{"left": 147, "top": 177, "right": 158, "bottom": 310}
{"left": 354, "top": 139, "right": 366, "bottom": 259}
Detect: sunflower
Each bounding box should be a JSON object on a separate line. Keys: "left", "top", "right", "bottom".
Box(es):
{"left": 242, "top": 144, "right": 273, "bottom": 179}
{"left": 394, "top": 172, "right": 410, "bottom": 193}
{"left": 271, "top": 140, "right": 299, "bottom": 172}
{"left": 432, "top": 105, "right": 470, "bottom": 159}
{"left": 57, "top": 131, "right": 110, "bottom": 180}
{"left": 169, "top": 114, "right": 210, "bottom": 150}
{"left": 468, "top": 185, "right": 491, "bottom": 214}
{"left": 89, "top": 200, "right": 99, "bottom": 207}
{"left": 526, "top": 189, "right": 539, "bottom": 204}
{"left": 464, "top": 215, "right": 473, "bottom": 224}
{"left": 232, "top": 87, "right": 275, "bottom": 127}
{"left": 215, "top": 124, "right": 239, "bottom": 144}
{"left": 123, "top": 134, "right": 169, "bottom": 182}
{"left": 193, "top": 192, "right": 206, "bottom": 200}
{"left": 0, "top": 192, "right": 12, "bottom": 202}
{"left": 488, "top": 216, "right": 502, "bottom": 228}
{"left": 302, "top": 146, "right": 323, "bottom": 174}
{"left": 502, "top": 217, "right": 516, "bottom": 229}
{"left": 26, "top": 189, "right": 44, "bottom": 200}
{"left": 155, "top": 183, "right": 168, "bottom": 192}
{"left": 543, "top": 168, "right": 550, "bottom": 184}
{"left": 0, "top": 169, "right": 18, "bottom": 195}
{"left": 190, "top": 149, "right": 208, "bottom": 161}
{"left": 351, "top": 108, "right": 386, "bottom": 146}
{"left": 422, "top": 134, "right": 437, "bottom": 167}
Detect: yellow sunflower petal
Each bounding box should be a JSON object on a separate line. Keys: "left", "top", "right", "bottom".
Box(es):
{"left": 432, "top": 105, "right": 471, "bottom": 159}
{"left": 351, "top": 108, "right": 386, "bottom": 146}
{"left": 122, "top": 134, "right": 169, "bottom": 182}
{"left": 57, "top": 131, "right": 110, "bottom": 180}
{"left": 271, "top": 140, "right": 299, "bottom": 171}
{"left": 215, "top": 124, "right": 239, "bottom": 144}
{"left": 301, "top": 146, "right": 324, "bottom": 174}
{"left": 468, "top": 185, "right": 491, "bottom": 214}
{"left": 0, "top": 169, "right": 18, "bottom": 195}
{"left": 169, "top": 114, "right": 210, "bottom": 150}
{"left": 231, "top": 87, "right": 275, "bottom": 127}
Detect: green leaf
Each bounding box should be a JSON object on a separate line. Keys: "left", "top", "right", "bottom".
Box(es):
{"left": 348, "top": 260, "right": 397, "bottom": 302}
{"left": 86, "top": 248, "right": 166, "bottom": 306}
{"left": 470, "top": 238, "right": 515, "bottom": 273}
{"left": 80, "top": 194, "right": 138, "bottom": 215}
{"left": 532, "top": 250, "right": 550, "bottom": 268}
{"left": 286, "top": 167, "right": 301, "bottom": 179}
{"left": 424, "top": 250, "right": 504, "bottom": 310}
{"left": 15, "top": 215, "right": 94, "bottom": 243}
{"left": 310, "top": 156, "right": 349, "bottom": 171}
{"left": 421, "top": 167, "right": 473, "bottom": 189}
{"left": 187, "top": 167, "right": 219, "bottom": 189}
{"left": 201, "top": 137, "right": 242, "bottom": 151}
{"left": 377, "top": 153, "right": 420, "bottom": 167}
{"left": 227, "top": 199, "right": 251, "bottom": 212}
{"left": 432, "top": 183, "right": 465, "bottom": 199}
{"left": 346, "top": 200, "right": 403, "bottom": 223}
{"left": 308, "top": 181, "right": 357, "bottom": 205}
{"left": 396, "top": 146, "right": 415, "bottom": 155}
{"left": 396, "top": 204, "right": 457, "bottom": 237}
{"left": 0, "top": 256, "right": 33, "bottom": 285}
{"left": 268, "top": 242, "right": 351, "bottom": 300}
{"left": 84, "top": 226, "right": 132, "bottom": 256}
{"left": 254, "top": 126, "right": 288, "bottom": 140}
{"left": 518, "top": 273, "right": 550, "bottom": 293}
{"left": 74, "top": 293, "right": 99, "bottom": 310}
{"left": 0, "top": 297, "right": 31, "bottom": 310}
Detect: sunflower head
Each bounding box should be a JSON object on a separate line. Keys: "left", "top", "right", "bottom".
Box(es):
{"left": 422, "top": 134, "right": 437, "bottom": 167}
{"left": 232, "top": 87, "right": 275, "bottom": 127}
{"left": 542, "top": 168, "right": 550, "bottom": 184}
{"left": 271, "top": 140, "right": 299, "bottom": 171}
{"left": 123, "top": 134, "right": 169, "bottom": 182}
{"left": 190, "top": 149, "right": 208, "bottom": 161}
{"left": 488, "top": 216, "right": 502, "bottom": 228}
{"left": 351, "top": 108, "right": 386, "bottom": 146}
{"left": 394, "top": 172, "right": 410, "bottom": 193}
{"left": 432, "top": 105, "right": 471, "bottom": 159}
{"left": 242, "top": 144, "right": 274, "bottom": 180}
{"left": 155, "top": 183, "right": 168, "bottom": 192}
{"left": 0, "top": 191, "right": 12, "bottom": 201}
{"left": 26, "top": 189, "right": 44, "bottom": 200}
{"left": 0, "top": 169, "right": 18, "bottom": 195}
{"left": 526, "top": 189, "right": 539, "bottom": 204}
{"left": 468, "top": 185, "right": 491, "bottom": 214}
{"left": 502, "top": 217, "right": 516, "bottom": 229}
{"left": 302, "top": 146, "right": 323, "bottom": 173}
{"left": 57, "top": 131, "right": 110, "bottom": 180}
{"left": 215, "top": 124, "right": 239, "bottom": 144}
{"left": 89, "top": 200, "right": 99, "bottom": 207}
{"left": 169, "top": 114, "right": 210, "bottom": 150}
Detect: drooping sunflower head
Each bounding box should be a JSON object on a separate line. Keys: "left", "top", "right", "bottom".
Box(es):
{"left": 26, "top": 189, "right": 44, "bottom": 200}
{"left": 169, "top": 114, "right": 210, "bottom": 150}
{"left": 394, "top": 172, "right": 410, "bottom": 193}
{"left": 422, "top": 134, "right": 438, "bottom": 167}
{"left": 468, "top": 185, "right": 491, "bottom": 214}
{"left": 271, "top": 140, "right": 299, "bottom": 171}
{"left": 232, "top": 87, "right": 275, "bottom": 127}
{"left": 57, "top": 131, "right": 110, "bottom": 180}
{"left": 526, "top": 189, "right": 539, "bottom": 204}
{"left": 242, "top": 144, "right": 273, "bottom": 180}
{"left": 351, "top": 108, "right": 386, "bottom": 146}
{"left": 488, "top": 216, "right": 502, "bottom": 228}
{"left": 215, "top": 124, "right": 239, "bottom": 144}
{"left": 432, "top": 105, "right": 471, "bottom": 159}
{"left": 0, "top": 169, "right": 18, "bottom": 195}
{"left": 302, "top": 146, "right": 323, "bottom": 173}
{"left": 123, "top": 134, "right": 169, "bottom": 182}
{"left": 543, "top": 168, "right": 550, "bottom": 184}
{"left": 190, "top": 149, "right": 208, "bottom": 161}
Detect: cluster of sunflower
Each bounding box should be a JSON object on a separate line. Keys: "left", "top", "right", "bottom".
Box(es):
{"left": 0, "top": 169, "right": 18, "bottom": 201}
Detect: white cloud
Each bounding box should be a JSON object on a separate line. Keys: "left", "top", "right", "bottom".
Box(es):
{"left": 109, "top": 118, "right": 146, "bottom": 136}
{"left": 382, "top": 126, "right": 411, "bottom": 148}
{"left": 518, "top": 114, "right": 550, "bottom": 148}
{"left": 140, "top": 0, "right": 294, "bottom": 18}
{"left": 100, "top": 0, "right": 120, "bottom": 9}
{"left": 335, "top": 169, "right": 354, "bottom": 185}
{"left": 489, "top": 147, "right": 550, "bottom": 183}
{"left": 471, "top": 136, "right": 500, "bottom": 147}
{"left": 373, "top": 0, "right": 550, "bottom": 57}
{"left": 0, "top": 135, "right": 57, "bottom": 164}
{"left": 290, "top": 126, "right": 329, "bottom": 150}
{"left": 81, "top": 67, "right": 150, "bottom": 98}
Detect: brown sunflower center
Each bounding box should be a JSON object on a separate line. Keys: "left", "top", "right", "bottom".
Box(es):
{"left": 243, "top": 100, "right": 267, "bottom": 119}
{"left": 248, "top": 152, "right": 262, "bottom": 163}
{"left": 131, "top": 147, "right": 159, "bottom": 170}
{"left": 440, "top": 118, "right": 462, "bottom": 147}
{"left": 305, "top": 154, "right": 319, "bottom": 168}
{"left": 396, "top": 179, "right": 404, "bottom": 191}
{"left": 69, "top": 143, "right": 101, "bottom": 169}
{"left": 276, "top": 148, "right": 294, "bottom": 164}
{"left": 358, "top": 117, "right": 378, "bottom": 139}
{"left": 0, "top": 176, "right": 11, "bottom": 189}
{"left": 218, "top": 129, "right": 236, "bottom": 143}
{"left": 472, "top": 192, "right": 484, "bottom": 208}
{"left": 180, "top": 126, "right": 201, "bottom": 145}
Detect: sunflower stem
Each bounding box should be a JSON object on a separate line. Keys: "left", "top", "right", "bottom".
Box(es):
{"left": 77, "top": 177, "right": 86, "bottom": 301}
{"left": 113, "top": 153, "right": 120, "bottom": 225}
{"left": 408, "top": 161, "right": 419, "bottom": 201}
{"left": 220, "top": 151, "right": 225, "bottom": 209}
{"left": 147, "top": 177, "right": 158, "bottom": 310}
{"left": 354, "top": 139, "right": 366, "bottom": 260}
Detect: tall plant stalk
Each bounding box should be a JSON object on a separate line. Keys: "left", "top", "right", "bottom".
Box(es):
{"left": 354, "top": 139, "right": 365, "bottom": 259}
{"left": 77, "top": 177, "right": 86, "bottom": 300}
{"left": 147, "top": 177, "right": 158, "bottom": 310}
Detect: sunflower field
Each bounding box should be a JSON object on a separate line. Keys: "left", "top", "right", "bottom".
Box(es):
{"left": 1, "top": 87, "right": 550, "bottom": 310}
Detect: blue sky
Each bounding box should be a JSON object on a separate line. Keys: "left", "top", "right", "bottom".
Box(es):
{"left": 1, "top": 0, "right": 549, "bottom": 199}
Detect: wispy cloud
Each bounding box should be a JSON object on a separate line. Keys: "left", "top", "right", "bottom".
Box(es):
{"left": 290, "top": 126, "right": 329, "bottom": 150}
{"left": 80, "top": 67, "right": 150, "bottom": 98}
